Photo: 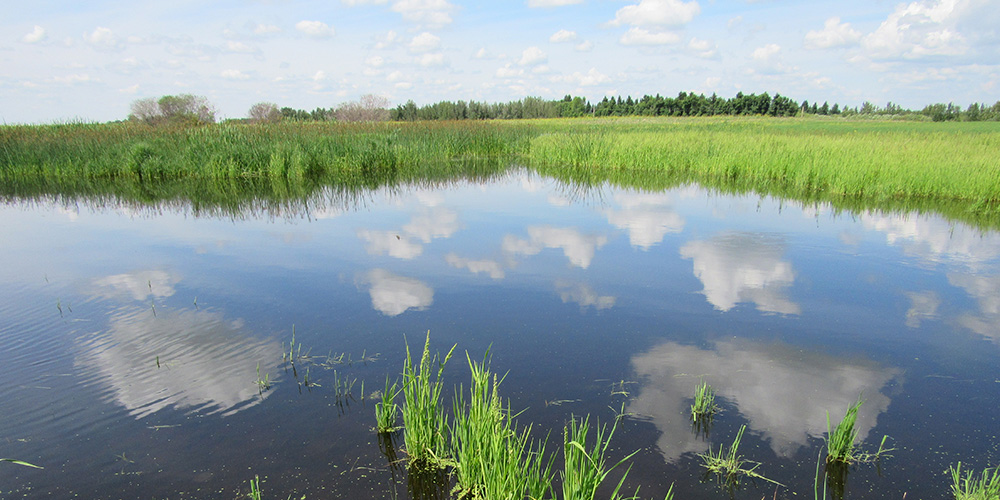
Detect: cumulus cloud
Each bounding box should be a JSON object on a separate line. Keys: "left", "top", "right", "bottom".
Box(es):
{"left": 680, "top": 232, "right": 800, "bottom": 315}
{"left": 752, "top": 43, "right": 781, "bottom": 61}
{"left": 550, "top": 29, "right": 578, "bottom": 43}
{"left": 375, "top": 30, "right": 400, "bottom": 49}
{"left": 528, "top": 0, "right": 582, "bottom": 6}
{"left": 496, "top": 63, "right": 524, "bottom": 78}
{"left": 417, "top": 53, "right": 446, "bottom": 66}
{"left": 357, "top": 269, "right": 434, "bottom": 316}
{"left": 862, "top": 0, "right": 970, "bottom": 60}
{"left": 688, "top": 37, "right": 717, "bottom": 58}
{"left": 84, "top": 26, "right": 119, "bottom": 48}
{"left": 23, "top": 25, "right": 46, "bottom": 43}
{"left": 611, "top": 0, "right": 701, "bottom": 27}
{"left": 551, "top": 67, "right": 612, "bottom": 86}
{"left": 409, "top": 32, "right": 441, "bottom": 52}
{"left": 221, "top": 69, "right": 251, "bottom": 80}
{"left": 253, "top": 23, "right": 282, "bottom": 35}
{"left": 518, "top": 46, "right": 548, "bottom": 66}
{"left": 619, "top": 27, "right": 681, "bottom": 45}
{"left": 391, "top": 0, "right": 456, "bottom": 29}
{"left": 575, "top": 40, "right": 594, "bottom": 51}
{"left": 503, "top": 226, "right": 608, "bottom": 269}
{"left": 296, "top": 20, "right": 335, "bottom": 37}
{"left": 805, "top": 17, "right": 862, "bottom": 49}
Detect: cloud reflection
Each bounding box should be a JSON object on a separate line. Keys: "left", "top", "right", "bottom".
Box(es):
{"left": 628, "top": 339, "right": 899, "bottom": 462}
{"left": 78, "top": 307, "right": 282, "bottom": 418}
{"left": 605, "top": 191, "right": 685, "bottom": 249}
{"left": 358, "top": 229, "right": 423, "bottom": 260}
{"left": 680, "top": 232, "right": 800, "bottom": 314}
{"left": 445, "top": 253, "right": 505, "bottom": 279}
{"left": 92, "top": 269, "right": 180, "bottom": 301}
{"left": 358, "top": 268, "right": 434, "bottom": 316}
{"left": 555, "top": 280, "right": 615, "bottom": 310}
{"left": 503, "top": 226, "right": 608, "bottom": 269}
{"left": 904, "top": 290, "right": 940, "bottom": 328}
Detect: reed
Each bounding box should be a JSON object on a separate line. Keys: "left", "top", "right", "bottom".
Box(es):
{"left": 449, "top": 350, "right": 554, "bottom": 500}
{"left": 698, "top": 425, "right": 781, "bottom": 488}
{"left": 690, "top": 380, "right": 719, "bottom": 421}
{"left": 562, "top": 413, "right": 637, "bottom": 500}
{"left": 376, "top": 376, "right": 402, "bottom": 433}
{"left": 825, "top": 397, "right": 891, "bottom": 465}
{"left": 950, "top": 462, "right": 1000, "bottom": 500}
{"left": 249, "top": 475, "right": 262, "bottom": 500}
{"left": 400, "top": 331, "right": 456, "bottom": 470}
{"left": 255, "top": 362, "right": 271, "bottom": 393}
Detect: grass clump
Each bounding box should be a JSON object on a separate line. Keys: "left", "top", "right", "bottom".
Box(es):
{"left": 698, "top": 424, "right": 781, "bottom": 489}
{"left": 950, "top": 462, "right": 1000, "bottom": 500}
{"left": 375, "top": 376, "right": 402, "bottom": 433}
{"left": 690, "top": 379, "right": 719, "bottom": 422}
{"left": 401, "top": 331, "right": 456, "bottom": 470}
{"left": 450, "top": 350, "right": 554, "bottom": 500}
{"left": 825, "top": 397, "right": 892, "bottom": 465}
{"left": 562, "top": 413, "right": 638, "bottom": 500}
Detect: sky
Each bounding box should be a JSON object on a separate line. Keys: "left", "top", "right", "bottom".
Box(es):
{"left": 2, "top": 0, "right": 998, "bottom": 124}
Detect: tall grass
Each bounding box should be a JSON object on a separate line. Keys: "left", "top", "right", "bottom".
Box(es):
{"left": 950, "top": 462, "right": 1000, "bottom": 500}
{"left": 376, "top": 376, "right": 403, "bottom": 434}
{"left": 401, "top": 331, "right": 456, "bottom": 470}
{"left": 450, "top": 351, "right": 554, "bottom": 500}
{"left": 825, "top": 397, "right": 891, "bottom": 465}
{"left": 562, "top": 414, "right": 638, "bottom": 500}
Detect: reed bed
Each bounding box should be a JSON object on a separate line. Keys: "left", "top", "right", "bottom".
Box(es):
{"left": 401, "top": 332, "right": 456, "bottom": 470}
{"left": 950, "top": 462, "right": 1000, "bottom": 500}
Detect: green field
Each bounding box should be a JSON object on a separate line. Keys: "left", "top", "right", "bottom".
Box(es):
{"left": 2, "top": 117, "right": 998, "bottom": 228}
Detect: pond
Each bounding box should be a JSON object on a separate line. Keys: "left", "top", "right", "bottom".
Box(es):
{"left": 2, "top": 168, "right": 999, "bottom": 499}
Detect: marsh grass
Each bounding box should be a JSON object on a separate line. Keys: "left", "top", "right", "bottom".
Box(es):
{"left": 401, "top": 332, "right": 456, "bottom": 470}
{"left": 449, "top": 350, "right": 555, "bottom": 500}
{"left": 256, "top": 362, "right": 272, "bottom": 393}
{"left": 249, "top": 475, "right": 262, "bottom": 500}
{"left": 826, "top": 397, "right": 892, "bottom": 465}
{"left": 690, "top": 380, "right": 719, "bottom": 422}
{"left": 698, "top": 425, "right": 782, "bottom": 490}
{"left": 376, "top": 376, "right": 403, "bottom": 434}
{"left": 562, "top": 413, "right": 638, "bottom": 500}
{"left": 950, "top": 462, "right": 1000, "bottom": 500}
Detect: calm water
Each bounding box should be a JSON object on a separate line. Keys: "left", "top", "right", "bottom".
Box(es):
{"left": 2, "top": 169, "right": 999, "bottom": 499}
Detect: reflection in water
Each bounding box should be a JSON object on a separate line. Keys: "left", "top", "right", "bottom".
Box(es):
{"left": 628, "top": 339, "right": 899, "bottom": 462}
{"left": 904, "top": 290, "right": 940, "bottom": 328}
{"left": 555, "top": 280, "right": 615, "bottom": 310}
{"left": 445, "top": 253, "right": 505, "bottom": 280}
{"left": 358, "top": 229, "right": 424, "bottom": 259}
{"left": 949, "top": 273, "right": 1000, "bottom": 342}
{"left": 680, "top": 232, "right": 800, "bottom": 315}
{"left": 77, "top": 306, "right": 283, "bottom": 418}
{"left": 358, "top": 268, "right": 434, "bottom": 316}
{"left": 502, "top": 226, "right": 608, "bottom": 269}
{"left": 604, "top": 191, "right": 685, "bottom": 250}
{"left": 91, "top": 270, "right": 180, "bottom": 301}
{"left": 404, "top": 207, "right": 462, "bottom": 243}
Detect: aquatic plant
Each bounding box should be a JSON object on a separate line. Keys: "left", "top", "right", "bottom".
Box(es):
{"left": 375, "top": 376, "right": 402, "bottom": 433}
{"left": 690, "top": 379, "right": 719, "bottom": 421}
{"left": 0, "top": 458, "right": 42, "bottom": 469}
{"left": 698, "top": 425, "right": 781, "bottom": 489}
{"left": 825, "top": 397, "right": 892, "bottom": 465}
{"left": 248, "top": 475, "right": 262, "bottom": 500}
{"left": 255, "top": 362, "right": 271, "bottom": 393}
{"left": 449, "top": 350, "right": 555, "bottom": 500}
{"left": 400, "top": 331, "right": 456, "bottom": 470}
{"left": 562, "top": 413, "right": 638, "bottom": 500}
{"left": 950, "top": 462, "right": 1000, "bottom": 500}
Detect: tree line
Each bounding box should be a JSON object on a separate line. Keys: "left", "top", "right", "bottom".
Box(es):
{"left": 129, "top": 93, "right": 1000, "bottom": 125}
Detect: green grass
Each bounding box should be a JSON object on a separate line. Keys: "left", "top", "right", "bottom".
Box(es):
{"left": 690, "top": 380, "right": 719, "bottom": 422}
{"left": 825, "top": 397, "right": 892, "bottom": 465}
{"left": 698, "top": 424, "right": 781, "bottom": 489}
{"left": 375, "top": 376, "right": 402, "bottom": 434}
{"left": 950, "top": 462, "right": 1000, "bottom": 500}
{"left": 0, "top": 458, "right": 42, "bottom": 469}
{"left": 562, "top": 414, "right": 638, "bottom": 500}
{"left": 400, "top": 331, "right": 456, "bottom": 470}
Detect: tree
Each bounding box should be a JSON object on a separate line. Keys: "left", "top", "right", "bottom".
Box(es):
{"left": 129, "top": 97, "right": 162, "bottom": 124}
{"left": 248, "top": 102, "right": 281, "bottom": 124}
{"left": 335, "top": 94, "right": 391, "bottom": 122}
{"left": 130, "top": 94, "right": 215, "bottom": 125}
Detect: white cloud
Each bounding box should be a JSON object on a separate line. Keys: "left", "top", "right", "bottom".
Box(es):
{"left": 549, "top": 29, "right": 578, "bottom": 43}
{"left": 225, "top": 41, "right": 258, "bottom": 53}
{"left": 402, "top": 208, "right": 461, "bottom": 242}
{"left": 575, "top": 40, "right": 594, "bottom": 52}
{"left": 619, "top": 27, "right": 681, "bottom": 46}
{"left": 604, "top": 191, "right": 684, "bottom": 249}
{"left": 752, "top": 43, "right": 781, "bottom": 61}
{"left": 862, "top": 0, "right": 970, "bottom": 60}
{"left": 84, "top": 27, "right": 118, "bottom": 48}
{"left": 375, "top": 30, "right": 400, "bottom": 49}
{"left": 417, "top": 53, "right": 446, "bottom": 66}
{"left": 496, "top": 63, "right": 524, "bottom": 78}
{"left": 342, "top": 0, "right": 389, "bottom": 4}
{"left": 358, "top": 229, "right": 423, "bottom": 259}
{"left": 518, "top": 46, "right": 548, "bottom": 66}
{"left": 680, "top": 232, "right": 800, "bottom": 315}
{"left": 611, "top": 0, "right": 701, "bottom": 27}
{"left": 555, "top": 280, "right": 616, "bottom": 310}
{"left": 23, "top": 25, "right": 46, "bottom": 43}
{"left": 528, "top": 0, "right": 582, "bottom": 6}
{"left": 445, "top": 253, "right": 505, "bottom": 279}
{"left": 296, "top": 20, "right": 335, "bottom": 37}
{"left": 391, "top": 0, "right": 456, "bottom": 28}
{"left": 805, "top": 17, "right": 862, "bottom": 49}
{"left": 312, "top": 70, "right": 327, "bottom": 81}
{"left": 366, "top": 55, "right": 385, "bottom": 67}
{"left": 409, "top": 32, "right": 441, "bottom": 52}
{"left": 221, "top": 69, "right": 251, "bottom": 80}
{"left": 688, "top": 37, "right": 717, "bottom": 58}
{"left": 556, "top": 67, "right": 612, "bottom": 86}
{"left": 253, "top": 24, "right": 282, "bottom": 35}
{"left": 357, "top": 269, "right": 434, "bottom": 316}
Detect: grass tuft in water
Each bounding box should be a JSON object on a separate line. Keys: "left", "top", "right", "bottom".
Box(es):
{"left": 450, "top": 350, "right": 555, "bottom": 500}
{"left": 690, "top": 379, "right": 719, "bottom": 421}
{"left": 950, "top": 462, "right": 1000, "bottom": 500}
{"left": 826, "top": 397, "right": 892, "bottom": 465}
{"left": 256, "top": 362, "right": 272, "bottom": 393}
{"left": 698, "top": 424, "right": 782, "bottom": 490}
{"left": 562, "top": 413, "right": 638, "bottom": 500}
{"left": 376, "top": 376, "right": 403, "bottom": 434}
{"left": 400, "top": 331, "right": 456, "bottom": 470}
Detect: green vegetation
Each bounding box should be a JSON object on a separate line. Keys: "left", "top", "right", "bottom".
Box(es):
{"left": 825, "top": 397, "right": 891, "bottom": 465}
{"left": 401, "top": 332, "right": 456, "bottom": 469}
{"left": 697, "top": 424, "right": 781, "bottom": 489}
{"left": 375, "top": 376, "right": 402, "bottom": 433}
{"left": 0, "top": 458, "right": 42, "bottom": 469}
{"left": 562, "top": 414, "right": 638, "bottom": 500}
{"left": 690, "top": 380, "right": 719, "bottom": 422}
{"left": 950, "top": 462, "right": 1000, "bottom": 500}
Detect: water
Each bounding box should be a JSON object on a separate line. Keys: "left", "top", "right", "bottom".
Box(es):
{"left": 2, "top": 169, "right": 999, "bottom": 499}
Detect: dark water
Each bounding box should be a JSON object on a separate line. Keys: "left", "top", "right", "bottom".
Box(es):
{"left": 2, "top": 169, "right": 999, "bottom": 499}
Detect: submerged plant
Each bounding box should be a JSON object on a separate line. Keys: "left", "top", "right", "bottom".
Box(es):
{"left": 400, "top": 331, "right": 456, "bottom": 470}
{"left": 698, "top": 425, "right": 782, "bottom": 489}
{"left": 690, "top": 379, "right": 720, "bottom": 421}
{"left": 1, "top": 458, "right": 43, "bottom": 469}
{"left": 950, "top": 462, "right": 1000, "bottom": 500}
{"left": 562, "top": 413, "right": 638, "bottom": 500}
{"left": 256, "top": 362, "right": 271, "bottom": 393}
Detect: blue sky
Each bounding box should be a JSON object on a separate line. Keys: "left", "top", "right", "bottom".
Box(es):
{"left": 3, "top": 0, "right": 997, "bottom": 123}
